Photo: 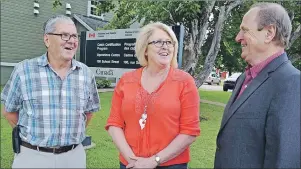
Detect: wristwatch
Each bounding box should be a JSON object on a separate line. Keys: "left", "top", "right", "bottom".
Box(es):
{"left": 155, "top": 154, "right": 161, "bottom": 165}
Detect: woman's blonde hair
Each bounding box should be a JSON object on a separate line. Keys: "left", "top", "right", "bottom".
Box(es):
{"left": 135, "top": 22, "right": 178, "bottom": 68}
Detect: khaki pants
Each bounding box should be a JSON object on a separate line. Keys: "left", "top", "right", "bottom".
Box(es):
{"left": 12, "top": 144, "right": 86, "bottom": 168}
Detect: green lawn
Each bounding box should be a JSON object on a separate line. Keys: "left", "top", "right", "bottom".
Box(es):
{"left": 199, "top": 90, "right": 231, "bottom": 104}
{"left": 1, "top": 91, "right": 227, "bottom": 168}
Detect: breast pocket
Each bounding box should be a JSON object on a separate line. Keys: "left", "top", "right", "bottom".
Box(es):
{"left": 72, "top": 85, "right": 89, "bottom": 112}
{"left": 234, "top": 112, "right": 261, "bottom": 119}
{"left": 234, "top": 111, "right": 265, "bottom": 133}
{"left": 69, "top": 85, "right": 89, "bottom": 129}
{"left": 23, "top": 96, "right": 43, "bottom": 119}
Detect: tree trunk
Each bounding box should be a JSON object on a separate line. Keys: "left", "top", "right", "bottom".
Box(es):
{"left": 182, "top": 1, "right": 216, "bottom": 73}
{"left": 193, "top": 0, "right": 243, "bottom": 88}
{"left": 182, "top": 33, "right": 197, "bottom": 74}
{"left": 288, "top": 24, "right": 300, "bottom": 49}
{"left": 195, "top": 6, "right": 226, "bottom": 87}
{"left": 289, "top": 54, "right": 301, "bottom": 64}
{"left": 193, "top": 0, "right": 242, "bottom": 88}
{"left": 229, "top": 69, "right": 232, "bottom": 77}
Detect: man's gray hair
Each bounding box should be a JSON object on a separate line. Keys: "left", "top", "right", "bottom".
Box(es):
{"left": 250, "top": 2, "right": 292, "bottom": 48}
{"left": 43, "top": 15, "right": 75, "bottom": 34}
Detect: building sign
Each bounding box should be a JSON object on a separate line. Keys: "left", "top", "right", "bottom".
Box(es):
{"left": 80, "top": 26, "right": 184, "bottom": 79}
{"left": 82, "top": 29, "right": 140, "bottom": 69}
{"left": 89, "top": 67, "right": 132, "bottom": 78}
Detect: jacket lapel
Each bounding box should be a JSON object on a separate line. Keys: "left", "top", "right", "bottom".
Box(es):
{"left": 219, "top": 53, "right": 289, "bottom": 132}
{"left": 219, "top": 74, "right": 245, "bottom": 129}
{"left": 222, "top": 74, "right": 244, "bottom": 114}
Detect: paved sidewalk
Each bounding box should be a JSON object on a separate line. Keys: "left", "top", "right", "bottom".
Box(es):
{"left": 200, "top": 99, "right": 226, "bottom": 107}
{"left": 98, "top": 88, "right": 114, "bottom": 93}
{"left": 98, "top": 88, "right": 226, "bottom": 107}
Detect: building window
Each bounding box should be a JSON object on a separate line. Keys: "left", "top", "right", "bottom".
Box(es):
{"left": 87, "top": 0, "right": 104, "bottom": 20}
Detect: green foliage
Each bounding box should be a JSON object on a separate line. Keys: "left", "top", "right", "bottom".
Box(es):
{"left": 97, "top": 1, "right": 206, "bottom": 30}
{"left": 52, "top": 0, "right": 62, "bottom": 9}
{"left": 103, "top": 1, "right": 140, "bottom": 29}
{"left": 293, "top": 60, "right": 301, "bottom": 70}
{"left": 96, "top": 79, "right": 111, "bottom": 89}
{"left": 95, "top": 1, "right": 116, "bottom": 15}
{"left": 194, "top": 53, "right": 206, "bottom": 76}
{"left": 281, "top": 1, "right": 301, "bottom": 69}
{"left": 51, "top": 0, "right": 300, "bottom": 71}
{"left": 216, "top": 0, "right": 301, "bottom": 72}
{"left": 215, "top": 1, "right": 249, "bottom": 74}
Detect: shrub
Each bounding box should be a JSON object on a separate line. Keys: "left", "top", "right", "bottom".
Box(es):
{"left": 96, "top": 79, "right": 111, "bottom": 88}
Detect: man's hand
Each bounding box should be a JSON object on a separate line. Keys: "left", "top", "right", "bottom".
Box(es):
{"left": 2, "top": 110, "right": 18, "bottom": 128}
{"left": 85, "top": 113, "right": 93, "bottom": 127}
{"left": 126, "top": 156, "right": 158, "bottom": 169}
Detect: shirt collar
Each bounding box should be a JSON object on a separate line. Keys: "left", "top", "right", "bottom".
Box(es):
{"left": 246, "top": 49, "right": 284, "bottom": 79}
{"left": 37, "top": 52, "right": 81, "bottom": 70}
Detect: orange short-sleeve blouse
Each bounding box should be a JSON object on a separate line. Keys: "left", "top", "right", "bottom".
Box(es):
{"left": 105, "top": 67, "right": 200, "bottom": 166}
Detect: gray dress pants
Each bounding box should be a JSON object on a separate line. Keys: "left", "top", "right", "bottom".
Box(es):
{"left": 12, "top": 144, "right": 86, "bottom": 168}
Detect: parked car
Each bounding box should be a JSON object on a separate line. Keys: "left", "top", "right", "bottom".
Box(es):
{"left": 223, "top": 73, "right": 242, "bottom": 91}
{"left": 205, "top": 72, "right": 221, "bottom": 85}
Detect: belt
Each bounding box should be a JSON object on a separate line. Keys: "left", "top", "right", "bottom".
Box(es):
{"left": 21, "top": 141, "right": 78, "bottom": 154}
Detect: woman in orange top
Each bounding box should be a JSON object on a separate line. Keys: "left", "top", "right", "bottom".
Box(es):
{"left": 105, "top": 22, "right": 200, "bottom": 169}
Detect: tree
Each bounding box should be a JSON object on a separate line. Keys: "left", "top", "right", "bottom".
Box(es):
{"left": 94, "top": 0, "right": 243, "bottom": 87}
{"left": 52, "top": 0, "right": 300, "bottom": 81}
{"left": 284, "top": 1, "right": 301, "bottom": 70}
{"left": 215, "top": 1, "right": 254, "bottom": 75}
{"left": 216, "top": 0, "right": 301, "bottom": 73}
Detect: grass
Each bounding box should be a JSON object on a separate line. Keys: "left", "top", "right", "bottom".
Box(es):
{"left": 1, "top": 91, "right": 227, "bottom": 168}
{"left": 199, "top": 90, "right": 231, "bottom": 104}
